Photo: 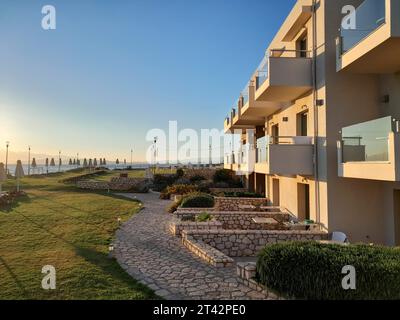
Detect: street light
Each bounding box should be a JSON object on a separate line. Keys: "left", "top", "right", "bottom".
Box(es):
{"left": 28, "top": 146, "right": 31, "bottom": 176}
{"left": 153, "top": 137, "right": 158, "bottom": 174}
{"left": 5, "top": 141, "right": 9, "bottom": 175}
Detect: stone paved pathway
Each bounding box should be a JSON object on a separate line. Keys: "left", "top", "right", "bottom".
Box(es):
{"left": 114, "top": 192, "right": 269, "bottom": 300}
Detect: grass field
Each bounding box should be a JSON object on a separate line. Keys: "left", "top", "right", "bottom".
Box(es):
{"left": 0, "top": 170, "right": 157, "bottom": 300}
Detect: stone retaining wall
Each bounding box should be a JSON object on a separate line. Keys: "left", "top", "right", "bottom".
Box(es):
{"left": 175, "top": 211, "right": 290, "bottom": 231}
{"left": 236, "top": 262, "right": 284, "bottom": 299}
{"left": 182, "top": 235, "right": 234, "bottom": 268}
{"left": 168, "top": 219, "right": 223, "bottom": 236}
{"left": 214, "top": 197, "right": 268, "bottom": 211}
{"left": 182, "top": 230, "right": 328, "bottom": 258}
{"left": 209, "top": 188, "right": 247, "bottom": 194}
{"left": 76, "top": 181, "right": 110, "bottom": 190}
{"left": 76, "top": 177, "right": 149, "bottom": 191}
{"left": 175, "top": 208, "right": 215, "bottom": 215}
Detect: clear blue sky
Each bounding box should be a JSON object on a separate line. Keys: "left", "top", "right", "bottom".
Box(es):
{"left": 0, "top": 0, "right": 295, "bottom": 162}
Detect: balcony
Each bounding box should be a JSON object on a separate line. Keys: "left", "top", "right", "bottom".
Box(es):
{"left": 254, "top": 49, "right": 313, "bottom": 103}
{"left": 337, "top": 116, "right": 400, "bottom": 181}
{"left": 336, "top": 0, "right": 400, "bottom": 73}
{"left": 236, "top": 144, "right": 256, "bottom": 175}
{"left": 224, "top": 153, "right": 234, "bottom": 170}
{"left": 239, "top": 81, "right": 282, "bottom": 124}
{"left": 255, "top": 136, "right": 314, "bottom": 176}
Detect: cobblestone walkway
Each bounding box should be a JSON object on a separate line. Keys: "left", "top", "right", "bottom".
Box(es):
{"left": 114, "top": 192, "right": 269, "bottom": 300}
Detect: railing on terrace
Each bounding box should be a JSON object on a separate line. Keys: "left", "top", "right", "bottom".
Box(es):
{"left": 256, "top": 136, "right": 269, "bottom": 163}
{"left": 240, "top": 82, "right": 250, "bottom": 107}
{"left": 255, "top": 56, "right": 268, "bottom": 90}
{"left": 340, "top": 116, "right": 398, "bottom": 162}
{"left": 339, "top": 0, "right": 386, "bottom": 54}
{"left": 225, "top": 153, "right": 235, "bottom": 165}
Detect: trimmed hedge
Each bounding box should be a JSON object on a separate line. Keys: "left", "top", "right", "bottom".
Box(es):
{"left": 256, "top": 241, "right": 400, "bottom": 300}
{"left": 181, "top": 193, "right": 215, "bottom": 208}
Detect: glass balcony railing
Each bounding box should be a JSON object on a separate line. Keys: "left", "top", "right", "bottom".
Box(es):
{"left": 241, "top": 84, "right": 249, "bottom": 107}
{"left": 340, "top": 0, "right": 386, "bottom": 53}
{"left": 256, "top": 136, "right": 269, "bottom": 163}
{"left": 341, "top": 116, "right": 395, "bottom": 162}
{"left": 255, "top": 56, "right": 268, "bottom": 90}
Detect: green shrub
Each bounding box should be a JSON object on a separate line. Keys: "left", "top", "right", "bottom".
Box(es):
{"left": 152, "top": 174, "right": 176, "bottom": 192}
{"left": 176, "top": 168, "right": 184, "bottom": 178}
{"left": 213, "top": 169, "right": 232, "bottom": 184}
{"left": 181, "top": 193, "right": 215, "bottom": 208}
{"left": 256, "top": 241, "right": 400, "bottom": 300}
{"left": 213, "top": 169, "right": 243, "bottom": 187}
{"left": 196, "top": 180, "right": 214, "bottom": 193}
{"left": 196, "top": 212, "right": 213, "bottom": 222}
{"left": 164, "top": 184, "right": 198, "bottom": 197}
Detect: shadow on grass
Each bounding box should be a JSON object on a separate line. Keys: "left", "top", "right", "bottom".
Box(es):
{"left": 74, "top": 246, "right": 158, "bottom": 300}
{"left": 0, "top": 256, "right": 28, "bottom": 296}
{"left": 0, "top": 194, "right": 31, "bottom": 213}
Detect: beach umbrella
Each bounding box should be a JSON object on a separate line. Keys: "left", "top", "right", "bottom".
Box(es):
{"left": 124, "top": 159, "right": 126, "bottom": 166}
{"left": 83, "top": 158, "right": 88, "bottom": 167}
{"left": 94, "top": 158, "right": 98, "bottom": 167}
{"left": 0, "top": 163, "right": 6, "bottom": 193}
{"left": 69, "top": 159, "right": 72, "bottom": 165}
{"left": 103, "top": 158, "right": 106, "bottom": 165}
{"left": 31, "top": 158, "right": 37, "bottom": 168}
{"left": 50, "top": 158, "right": 55, "bottom": 166}
{"left": 99, "top": 159, "right": 103, "bottom": 166}
{"left": 45, "top": 158, "right": 49, "bottom": 173}
{"left": 77, "top": 159, "right": 80, "bottom": 166}
{"left": 15, "top": 160, "right": 24, "bottom": 192}
{"left": 73, "top": 159, "right": 76, "bottom": 165}
{"left": 116, "top": 159, "right": 119, "bottom": 164}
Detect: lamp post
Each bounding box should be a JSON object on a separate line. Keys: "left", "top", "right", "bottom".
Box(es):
{"left": 153, "top": 137, "right": 158, "bottom": 174}
{"left": 131, "top": 148, "right": 133, "bottom": 167}
{"left": 28, "top": 146, "right": 31, "bottom": 176}
{"left": 5, "top": 141, "right": 9, "bottom": 175}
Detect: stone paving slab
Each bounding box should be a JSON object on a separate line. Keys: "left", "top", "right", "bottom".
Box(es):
{"left": 113, "top": 192, "right": 270, "bottom": 300}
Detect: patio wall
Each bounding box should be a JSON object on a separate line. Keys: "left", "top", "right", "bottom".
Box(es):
{"left": 214, "top": 197, "right": 268, "bottom": 211}
{"left": 182, "top": 229, "right": 328, "bottom": 258}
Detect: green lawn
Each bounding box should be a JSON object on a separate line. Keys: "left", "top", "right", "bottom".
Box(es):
{"left": 0, "top": 171, "right": 157, "bottom": 300}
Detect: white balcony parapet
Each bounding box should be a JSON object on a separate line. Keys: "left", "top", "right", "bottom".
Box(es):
{"left": 255, "top": 136, "right": 314, "bottom": 176}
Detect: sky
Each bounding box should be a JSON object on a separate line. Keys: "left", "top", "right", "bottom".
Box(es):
{"left": 0, "top": 0, "right": 295, "bottom": 164}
